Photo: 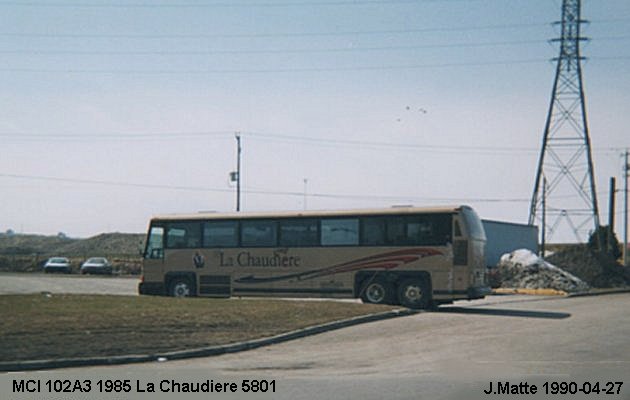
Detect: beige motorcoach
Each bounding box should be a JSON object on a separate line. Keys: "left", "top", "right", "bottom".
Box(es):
{"left": 139, "top": 205, "right": 489, "bottom": 309}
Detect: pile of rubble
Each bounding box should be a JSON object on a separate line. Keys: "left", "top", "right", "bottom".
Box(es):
{"left": 546, "top": 244, "right": 630, "bottom": 288}
{"left": 497, "top": 249, "right": 590, "bottom": 293}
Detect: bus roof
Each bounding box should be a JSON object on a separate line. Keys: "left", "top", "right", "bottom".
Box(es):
{"left": 150, "top": 205, "right": 470, "bottom": 222}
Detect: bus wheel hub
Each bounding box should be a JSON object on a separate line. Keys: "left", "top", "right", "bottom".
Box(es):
{"left": 404, "top": 285, "right": 422, "bottom": 301}
{"left": 367, "top": 284, "right": 384, "bottom": 302}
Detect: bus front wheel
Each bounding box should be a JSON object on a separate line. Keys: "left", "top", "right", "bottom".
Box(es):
{"left": 169, "top": 278, "right": 194, "bottom": 298}
{"left": 397, "top": 279, "right": 431, "bottom": 309}
{"left": 360, "top": 278, "right": 394, "bottom": 305}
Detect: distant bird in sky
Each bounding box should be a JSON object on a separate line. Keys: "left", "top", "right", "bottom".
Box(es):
{"left": 405, "top": 106, "right": 427, "bottom": 113}
{"left": 398, "top": 106, "right": 428, "bottom": 121}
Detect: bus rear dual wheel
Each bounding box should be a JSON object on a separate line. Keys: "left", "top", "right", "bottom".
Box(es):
{"left": 397, "top": 279, "right": 431, "bottom": 309}
{"left": 361, "top": 278, "right": 430, "bottom": 309}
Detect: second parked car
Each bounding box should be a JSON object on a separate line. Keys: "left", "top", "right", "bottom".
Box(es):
{"left": 80, "top": 257, "right": 113, "bottom": 275}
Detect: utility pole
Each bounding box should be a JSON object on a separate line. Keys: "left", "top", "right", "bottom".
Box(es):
{"left": 303, "top": 178, "right": 308, "bottom": 211}
{"left": 624, "top": 150, "right": 629, "bottom": 266}
{"left": 541, "top": 177, "right": 547, "bottom": 257}
{"left": 609, "top": 177, "right": 616, "bottom": 253}
{"left": 236, "top": 133, "right": 242, "bottom": 212}
{"left": 609, "top": 177, "right": 616, "bottom": 231}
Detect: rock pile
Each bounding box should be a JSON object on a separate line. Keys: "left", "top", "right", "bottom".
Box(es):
{"left": 546, "top": 245, "right": 630, "bottom": 288}
{"left": 498, "top": 249, "right": 590, "bottom": 293}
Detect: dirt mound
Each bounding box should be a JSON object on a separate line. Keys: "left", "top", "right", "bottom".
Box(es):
{"left": 59, "top": 233, "right": 144, "bottom": 257}
{"left": 498, "top": 249, "right": 589, "bottom": 293}
{"left": 0, "top": 232, "right": 144, "bottom": 258}
{"left": 0, "top": 232, "right": 144, "bottom": 274}
{"left": 0, "top": 234, "right": 74, "bottom": 255}
{"left": 546, "top": 245, "right": 630, "bottom": 288}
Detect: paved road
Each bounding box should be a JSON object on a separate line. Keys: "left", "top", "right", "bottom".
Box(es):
{"left": 3, "top": 291, "right": 629, "bottom": 400}
{"left": 0, "top": 272, "right": 139, "bottom": 295}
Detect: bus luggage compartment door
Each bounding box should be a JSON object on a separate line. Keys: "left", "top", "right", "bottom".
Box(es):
{"left": 199, "top": 275, "right": 232, "bottom": 297}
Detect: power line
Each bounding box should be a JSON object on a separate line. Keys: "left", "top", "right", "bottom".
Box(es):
{"left": 0, "top": 172, "right": 530, "bottom": 203}
{"left": 0, "top": 0, "right": 504, "bottom": 8}
{"left": 0, "top": 58, "right": 557, "bottom": 74}
{"left": 241, "top": 131, "right": 538, "bottom": 154}
{"left": 1, "top": 52, "right": 627, "bottom": 75}
{"left": 0, "top": 39, "right": 551, "bottom": 56}
{"left": 1, "top": 36, "right": 627, "bottom": 59}
{"left": 0, "top": 22, "right": 551, "bottom": 40}
{"left": 0, "top": 131, "right": 233, "bottom": 140}
{"left": 0, "top": 130, "right": 537, "bottom": 153}
{"left": 1, "top": 18, "right": 627, "bottom": 40}
{"left": 1, "top": 130, "right": 625, "bottom": 155}
{"left": 0, "top": 173, "right": 232, "bottom": 193}
{"left": 2, "top": 171, "right": 613, "bottom": 204}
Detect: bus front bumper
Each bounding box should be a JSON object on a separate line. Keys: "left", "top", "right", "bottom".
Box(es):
{"left": 138, "top": 282, "right": 166, "bottom": 296}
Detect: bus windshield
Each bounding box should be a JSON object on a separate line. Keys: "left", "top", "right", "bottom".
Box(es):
{"left": 461, "top": 207, "right": 486, "bottom": 240}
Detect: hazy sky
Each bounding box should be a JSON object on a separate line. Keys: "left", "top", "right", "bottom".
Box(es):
{"left": 0, "top": 0, "right": 628, "bottom": 242}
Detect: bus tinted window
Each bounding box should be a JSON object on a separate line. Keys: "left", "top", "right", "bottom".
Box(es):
{"left": 241, "top": 220, "right": 277, "bottom": 247}
{"left": 203, "top": 221, "right": 238, "bottom": 248}
{"left": 360, "top": 214, "right": 452, "bottom": 246}
{"left": 386, "top": 217, "right": 407, "bottom": 244}
{"left": 166, "top": 222, "right": 201, "bottom": 249}
{"left": 361, "top": 217, "right": 386, "bottom": 245}
{"left": 279, "top": 219, "right": 318, "bottom": 247}
{"left": 321, "top": 219, "right": 359, "bottom": 246}
{"left": 407, "top": 214, "right": 452, "bottom": 245}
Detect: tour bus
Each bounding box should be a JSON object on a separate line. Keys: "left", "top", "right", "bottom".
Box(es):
{"left": 139, "top": 205, "right": 489, "bottom": 309}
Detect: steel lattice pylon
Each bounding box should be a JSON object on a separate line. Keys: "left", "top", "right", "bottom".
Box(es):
{"left": 529, "top": 0, "right": 600, "bottom": 243}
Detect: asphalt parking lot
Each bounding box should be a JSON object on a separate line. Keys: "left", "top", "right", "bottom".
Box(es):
{"left": 0, "top": 272, "right": 139, "bottom": 296}
{"left": 2, "top": 273, "right": 628, "bottom": 400}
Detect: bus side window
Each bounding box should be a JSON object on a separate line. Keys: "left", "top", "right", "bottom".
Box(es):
{"left": 241, "top": 220, "right": 278, "bottom": 247}
{"left": 145, "top": 226, "right": 164, "bottom": 259}
{"left": 361, "top": 217, "right": 386, "bottom": 246}
{"left": 203, "top": 221, "right": 238, "bottom": 248}
{"left": 454, "top": 220, "right": 462, "bottom": 237}
{"left": 279, "top": 219, "right": 318, "bottom": 247}
{"left": 321, "top": 219, "right": 359, "bottom": 246}
{"left": 166, "top": 222, "right": 201, "bottom": 249}
{"left": 406, "top": 214, "right": 452, "bottom": 245}
{"left": 386, "top": 217, "right": 407, "bottom": 245}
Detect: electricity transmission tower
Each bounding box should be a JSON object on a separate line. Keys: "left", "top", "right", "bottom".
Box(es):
{"left": 529, "top": 0, "right": 600, "bottom": 243}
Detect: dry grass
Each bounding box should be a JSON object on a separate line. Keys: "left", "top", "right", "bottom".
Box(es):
{"left": 0, "top": 294, "right": 396, "bottom": 362}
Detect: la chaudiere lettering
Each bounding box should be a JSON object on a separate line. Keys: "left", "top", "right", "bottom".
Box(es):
{"left": 137, "top": 379, "right": 239, "bottom": 393}
{"left": 220, "top": 251, "right": 301, "bottom": 267}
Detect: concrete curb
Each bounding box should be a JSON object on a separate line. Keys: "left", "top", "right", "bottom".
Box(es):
{"left": 493, "top": 288, "right": 567, "bottom": 296}
{"left": 493, "top": 287, "right": 630, "bottom": 298}
{"left": 0, "top": 308, "right": 417, "bottom": 373}
{"left": 565, "top": 287, "right": 630, "bottom": 298}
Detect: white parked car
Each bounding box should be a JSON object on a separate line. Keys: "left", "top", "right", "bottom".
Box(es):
{"left": 43, "top": 257, "right": 72, "bottom": 274}
{"left": 80, "top": 257, "right": 113, "bottom": 275}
